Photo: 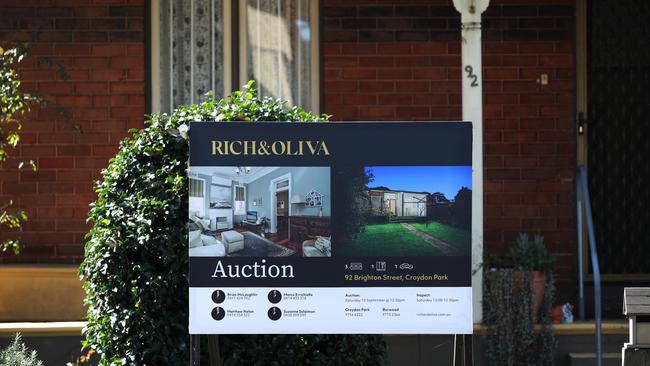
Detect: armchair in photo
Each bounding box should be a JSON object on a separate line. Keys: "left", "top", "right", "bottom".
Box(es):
{"left": 189, "top": 214, "right": 211, "bottom": 232}
{"left": 302, "top": 235, "right": 331, "bottom": 257}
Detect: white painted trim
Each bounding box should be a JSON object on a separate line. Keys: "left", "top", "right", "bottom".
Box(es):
{"left": 150, "top": 0, "right": 161, "bottom": 113}
{"left": 269, "top": 173, "right": 291, "bottom": 234}
{"left": 453, "top": 0, "right": 490, "bottom": 324}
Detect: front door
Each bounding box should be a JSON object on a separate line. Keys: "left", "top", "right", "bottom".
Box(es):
{"left": 275, "top": 190, "right": 289, "bottom": 240}
{"left": 580, "top": 0, "right": 650, "bottom": 276}
{"left": 386, "top": 199, "right": 396, "bottom": 216}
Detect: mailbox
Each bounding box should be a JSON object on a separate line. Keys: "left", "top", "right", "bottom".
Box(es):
{"left": 623, "top": 287, "right": 650, "bottom": 347}
{"left": 623, "top": 288, "right": 650, "bottom": 365}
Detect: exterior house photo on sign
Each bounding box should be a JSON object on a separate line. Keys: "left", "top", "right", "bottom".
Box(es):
{"left": 0, "top": 0, "right": 648, "bottom": 365}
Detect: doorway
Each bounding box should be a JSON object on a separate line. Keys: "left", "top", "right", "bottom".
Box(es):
{"left": 578, "top": 0, "right": 650, "bottom": 277}
{"left": 269, "top": 173, "right": 291, "bottom": 235}
{"left": 275, "top": 190, "right": 289, "bottom": 240}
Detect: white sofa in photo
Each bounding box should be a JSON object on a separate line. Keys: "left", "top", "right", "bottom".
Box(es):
{"left": 189, "top": 230, "right": 226, "bottom": 257}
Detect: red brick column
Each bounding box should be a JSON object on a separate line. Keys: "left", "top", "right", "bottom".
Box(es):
{"left": 0, "top": 0, "right": 146, "bottom": 264}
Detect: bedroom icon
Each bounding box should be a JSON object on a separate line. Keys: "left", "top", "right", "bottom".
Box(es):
{"left": 349, "top": 262, "right": 363, "bottom": 271}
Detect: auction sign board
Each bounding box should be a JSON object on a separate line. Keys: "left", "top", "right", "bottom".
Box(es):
{"left": 189, "top": 122, "right": 472, "bottom": 334}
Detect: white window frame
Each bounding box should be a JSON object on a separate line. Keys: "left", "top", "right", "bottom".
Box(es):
{"left": 233, "top": 184, "right": 246, "bottom": 216}
{"left": 150, "top": 0, "right": 319, "bottom": 114}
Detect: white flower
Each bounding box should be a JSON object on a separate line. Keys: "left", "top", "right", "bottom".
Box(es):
{"left": 178, "top": 124, "right": 189, "bottom": 139}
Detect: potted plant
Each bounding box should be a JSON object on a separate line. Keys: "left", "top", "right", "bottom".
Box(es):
{"left": 259, "top": 217, "right": 270, "bottom": 237}
{"left": 1, "top": 333, "right": 44, "bottom": 366}
{"left": 482, "top": 233, "right": 557, "bottom": 366}
{"left": 510, "top": 233, "right": 554, "bottom": 319}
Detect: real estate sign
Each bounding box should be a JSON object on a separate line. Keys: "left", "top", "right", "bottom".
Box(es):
{"left": 189, "top": 122, "right": 473, "bottom": 334}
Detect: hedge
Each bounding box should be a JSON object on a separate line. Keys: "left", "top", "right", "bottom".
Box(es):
{"left": 81, "top": 83, "right": 386, "bottom": 365}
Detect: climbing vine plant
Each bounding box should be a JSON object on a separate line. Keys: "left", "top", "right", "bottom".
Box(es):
{"left": 0, "top": 45, "right": 38, "bottom": 254}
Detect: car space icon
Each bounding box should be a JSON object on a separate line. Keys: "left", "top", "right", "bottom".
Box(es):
{"left": 399, "top": 263, "right": 414, "bottom": 270}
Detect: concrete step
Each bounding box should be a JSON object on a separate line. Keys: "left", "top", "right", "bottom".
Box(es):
{"left": 569, "top": 352, "right": 621, "bottom": 366}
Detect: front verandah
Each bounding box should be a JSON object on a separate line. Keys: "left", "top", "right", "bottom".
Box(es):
{"left": 0, "top": 320, "right": 627, "bottom": 365}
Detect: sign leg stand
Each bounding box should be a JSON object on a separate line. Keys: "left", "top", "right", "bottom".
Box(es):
{"left": 463, "top": 334, "right": 473, "bottom": 365}
{"left": 208, "top": 335, "right": 221, "bottom": 366}
{"left": 190, "top": 334, "right": 201, "bottom": 366}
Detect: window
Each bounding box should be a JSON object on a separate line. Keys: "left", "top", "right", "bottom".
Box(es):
{"left": 240, "top": 0, "right": 318, "bottom": 110}
{"left": 189, "top": 177, "right": 205, "bottom": 198}
{"left": 151, "top": 0, "right": 319, "bottom": 114}
{"left": 275, "top": 179, "right": 289, "bottom": 190}
{"left": 403, "top": 194, "right": 427, "bottom": 217}
{"left": 234, "top": 185, "right": 246, "bottom": 215}
{"left": 152, "top": 0, "right": 231, "bottom": 113}
{"left": 189, "top": 177, "right": 206, "bottom": 217}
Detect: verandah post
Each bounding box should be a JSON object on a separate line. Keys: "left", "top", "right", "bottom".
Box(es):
{"left": 452, "top": 0, "right": 490, "bottom": 325}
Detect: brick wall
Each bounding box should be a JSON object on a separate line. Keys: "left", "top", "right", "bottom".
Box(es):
{"left": 323, "top": 0, "right": 577, "bottom": 299}
{"left": 0, "top": 0, "right": 145, "bottom": 264}
{"left": 0, "top": 0, "right": 578, "bottom": 300}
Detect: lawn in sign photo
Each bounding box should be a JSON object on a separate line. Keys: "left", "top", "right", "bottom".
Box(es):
{"left": 340, "top": 166, "right": 472, "bottom": 257}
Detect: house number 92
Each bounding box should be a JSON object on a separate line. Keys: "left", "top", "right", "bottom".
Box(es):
{"left": 464, "top": 65, "right": 479, "bottom": 87}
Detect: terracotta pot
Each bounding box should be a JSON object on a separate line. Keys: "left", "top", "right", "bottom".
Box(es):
{"left": 550, "top": 305, "right": 563, "bottom": 324}
{"left": 531, "top": 271, "right": 546, "bottom": 320}
{"left": 512, "top": 270, "right": 547, "bottom": 322}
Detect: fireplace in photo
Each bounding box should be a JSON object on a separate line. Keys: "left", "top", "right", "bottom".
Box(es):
{"left": 214, "top": 216, "right": 229, "bottom": 230}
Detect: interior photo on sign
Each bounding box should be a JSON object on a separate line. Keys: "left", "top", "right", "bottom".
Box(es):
{"left": 188, "top": 166, "right": 331, "bottom": 258}
{"left": 336, "top": 166, "right": 472, "bottom": 257}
